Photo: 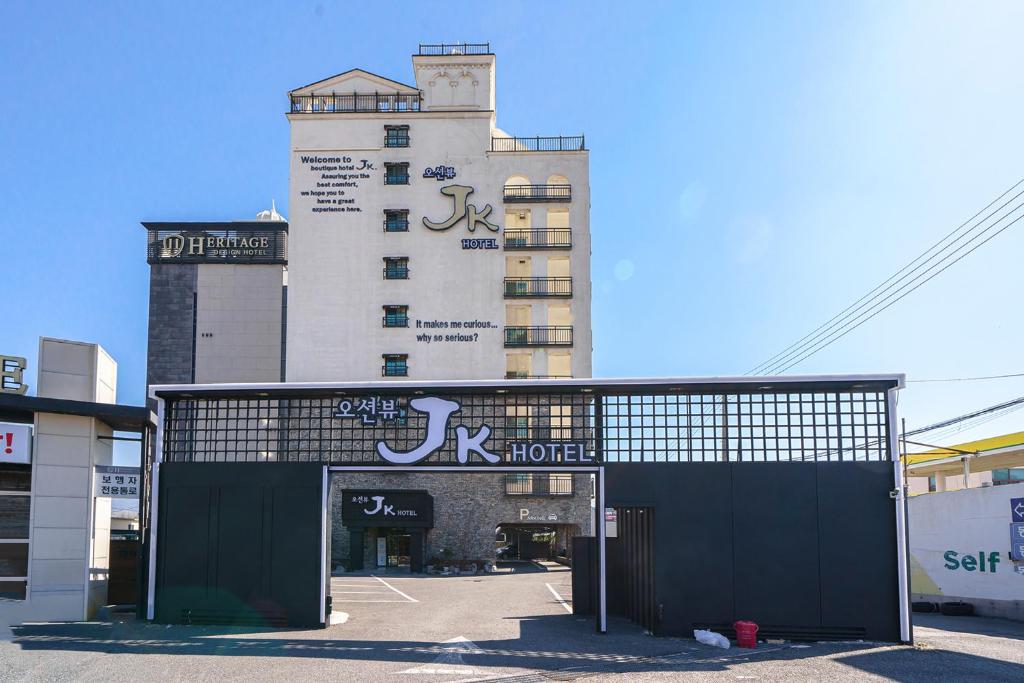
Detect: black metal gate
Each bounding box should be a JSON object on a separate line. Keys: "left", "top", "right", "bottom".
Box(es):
{"left": 154, "top": 462, "right": 325, "bottom": 627}
{"left": 610, "top": 507, "right": 655, "bottom": 632}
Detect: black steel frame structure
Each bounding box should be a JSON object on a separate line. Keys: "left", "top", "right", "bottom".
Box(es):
{"left": 143, "top": 374, "right": 908, "bottom": 639}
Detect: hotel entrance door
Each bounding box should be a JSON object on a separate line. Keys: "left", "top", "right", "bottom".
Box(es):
{"left": 385, "top": 530, "right": 411, "bottom": 568}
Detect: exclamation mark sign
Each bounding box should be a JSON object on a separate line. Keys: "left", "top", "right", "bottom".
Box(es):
{"left": 4, "top": 432, "right": 12, "bottom": 455}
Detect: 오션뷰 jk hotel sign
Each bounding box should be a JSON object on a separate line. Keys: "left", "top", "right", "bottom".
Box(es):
{"left": 159, "top": 392, "right": 597, "bottom": 467}
{"left": 144, "top": 222, "right": 288, "bottom": 265}
{"left": 332, "top": 395, "right": 595, "bottom": 467}
{"left": 341, "top": 490, "right": 434, "bottom": 527}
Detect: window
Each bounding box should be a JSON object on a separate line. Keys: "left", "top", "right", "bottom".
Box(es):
{"left": 505, "top": 473, "right": 533, "bottom": 495}
{"left": 384, "top": 125, "right": 410, "bottom": 148}
{"left": 0, "top": 463, "right": 30, "bottom": 600}
{"left": 992, "top": 468, "right": 1024, "bottom": 486}
{"left": 506, "top": 406, "right": 532, "bottom": 439}
{"left": 384, "top": 209, "right": 409, "bottom": 232}
{"left": 383, "top": 305, "right": 409, "bottom": 328}
{"left": 383, "top": 257, "right": 409, "bottom": 279}
{"left": 382, "top": 354, "right": 408, "bottom": 377}
{"left": 548, "top": 474, "right": 573, "bottom": 495}
{"left": 927, "top": 474, "right": 937, "bottom": 492}
{"left": 385, "top": 162, "right": 410, "bottom": 185}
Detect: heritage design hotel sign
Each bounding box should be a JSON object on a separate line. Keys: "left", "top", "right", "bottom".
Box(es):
{"left": 161, "top": 233, "right": 271, "bottom": 259}
{"left": 333, "top": 395, "right": 595, "bottom": 467}
{"left": 146, "top": 226, "right": 287, "bottom": 265}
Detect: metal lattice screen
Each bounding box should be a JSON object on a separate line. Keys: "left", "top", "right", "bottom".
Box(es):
{"left": 159, "top": 383, "right": 894, "bottom": 465}
{"left": 600, "top": 390, "right": 890, "bottom": 463}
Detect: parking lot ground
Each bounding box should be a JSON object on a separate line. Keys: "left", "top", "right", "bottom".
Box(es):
{"left": 2, "top": 568, "right": 1023, "bottom": 682}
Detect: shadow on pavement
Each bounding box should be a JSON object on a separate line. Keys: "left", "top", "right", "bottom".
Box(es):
{"left": 835, "top": 646, "right": 1024, "bottom": 681}
{"left": 7, "top": 614, "right": 886, "bottom": 678}
{"left": 913, "top": 613, "right": 1024, "bottom": 642}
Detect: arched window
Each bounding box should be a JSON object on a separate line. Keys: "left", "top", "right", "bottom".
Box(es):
{"left": 504, "top": 175, "right": 531, "bottom": 202}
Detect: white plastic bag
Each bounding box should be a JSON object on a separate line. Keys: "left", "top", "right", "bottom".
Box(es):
{"left": 694, "top": 629, "right": 731, "bottom": 649}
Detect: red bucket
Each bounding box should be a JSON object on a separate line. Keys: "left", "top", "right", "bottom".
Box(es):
{"left": 733, "top": 620, "right": 758, "bottom": 648}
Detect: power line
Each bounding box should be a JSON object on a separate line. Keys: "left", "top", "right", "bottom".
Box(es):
{"left": 907, "top": 372, "right": 1024, "bottom": 383}
{"left": 811, "top": 394, "right": 1024, "bottom": 460}
{"left": 903, "top": 395, "right": 1024, "bottom": 438}
{"left": 749, "top": 179, "right": 1024, "bottom": 374}
{"left": 764, "top": 203, "right": 1024, "bottom": 374}
{"left": 748, "top": 179, "right": 1024, "bottom": 375}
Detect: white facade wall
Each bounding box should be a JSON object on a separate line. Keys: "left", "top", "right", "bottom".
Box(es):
{"left": 286, "top": 55, "right": 591, "bottom": 383}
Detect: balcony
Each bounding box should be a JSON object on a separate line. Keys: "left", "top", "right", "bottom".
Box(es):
{"left": 504, "top": 277, "right": 572, "bottom": 298}
{"left": 289, "top": 93, "right": 422, "bottom": 114}
{"left": 503, "top": 229, "right": 572, "bottom": 250}
{"left": 504, "top": 326, "right": 573, "bottom": 347}
{"left": 505, "top": 372, "right": 572, "bottom": 380}
{"left": 503, "top": 184, "right": 571, "bottom": 203}
{"left": 418, "top": 42, "right": 491, "bottom": 56}
{"left": 504, "top": 473, "right": 574, "bottom": 496}
{"left": 491, "top": 136, "right": 586, "bottom": 152}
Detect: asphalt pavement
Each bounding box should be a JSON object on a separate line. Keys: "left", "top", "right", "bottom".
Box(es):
{"left": 2, "top": 563, "right": 1023, "bottom": 681}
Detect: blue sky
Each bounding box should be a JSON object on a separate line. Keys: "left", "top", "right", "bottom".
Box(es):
{"left": 3, "top": 0, "right": 1024, "bottom": 458}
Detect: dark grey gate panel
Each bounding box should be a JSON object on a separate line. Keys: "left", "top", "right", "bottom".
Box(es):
{"left": 605, "top": 461, "right": 901, "bottom": 641}
{"left": 615, "top": 507, "right": 655, "bottom": 632}
{"left": 817, "top": 462, "right": 899, "bottom": 641}
{"left": 155, "top": 462, "right": 324, "bottom": 627}
{"left": 732, "top": 464, "right": 821, "bottom": 628}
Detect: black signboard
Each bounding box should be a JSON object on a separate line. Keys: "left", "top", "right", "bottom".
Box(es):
{"left": 341, "top": 489, "right": 434, "bottom": 528}
{"left": 143, "top": 222, "right": 288, "bottom": 265}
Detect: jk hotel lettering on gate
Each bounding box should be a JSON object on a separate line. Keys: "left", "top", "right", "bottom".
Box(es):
{"left": 334, "top": 395, "right": 595, "bottom": 466}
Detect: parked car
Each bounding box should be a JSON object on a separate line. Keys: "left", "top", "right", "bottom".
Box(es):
{"left": 496, "top": 544, "right": 519, "bottom": 560}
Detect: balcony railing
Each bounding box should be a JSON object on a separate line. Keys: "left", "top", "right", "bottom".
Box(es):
{"left": 504, "top": 277, "right": 572, "bottom": 298}
{"left": 290, "top": 93, "right": 422, "bottom": 114}
{"left": 504, "top": 326, "right": 573, "bottom": 347}
{"left": 503, "top": 228, "right": 572, "bottom": 249}
{"left": 491, "top": 136, "right": 586, "bottom": 152}
{"left": 503, "top": 184, "right": 572, "bottom": 203}
{"left": 504, "top": 474, "right": 574, "bottom": 496}
{"left": 505, "top": 372, "right": 573, "bottom": 380}
{"left": 383, "top": 315, "right": 409, "bottom": 328}
{"left": 418, "top": 42, "right": 491, "bottom": 55}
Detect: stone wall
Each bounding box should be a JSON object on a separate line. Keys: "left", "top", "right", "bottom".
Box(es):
{"left": 147, "top": 264, "right": 197, "bottom": 387}
{"left": 330, "top": 472, "right": 591, "bottom": 566}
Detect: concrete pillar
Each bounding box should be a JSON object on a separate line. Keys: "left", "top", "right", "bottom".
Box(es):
{"left": 27, "top": 338, "right": 117, "bottom": 620}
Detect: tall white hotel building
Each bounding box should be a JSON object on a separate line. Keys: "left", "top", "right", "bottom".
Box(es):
{"left": 286, "top": 43, "right": 591, "bottom": 383}
{"left": 144, "top": 43, "right": 593, "bottom": 567}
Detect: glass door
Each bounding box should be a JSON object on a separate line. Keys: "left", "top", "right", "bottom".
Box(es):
{"left": 386, "top": 532, "right": 411, "bottom": 567}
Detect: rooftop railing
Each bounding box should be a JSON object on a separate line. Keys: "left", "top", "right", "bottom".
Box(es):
{"left": 289, "top": 93, "right": 421, "bottom": 114}
{"left": 418, "top": 43, "right": 491, "bottom": 56}
{"left": 491, "top": 136, "right": 586, "bottom": 152}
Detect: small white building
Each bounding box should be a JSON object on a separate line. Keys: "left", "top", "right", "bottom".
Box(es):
{"left": 0, "top": 339, "right": 151, "bottom": 621}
